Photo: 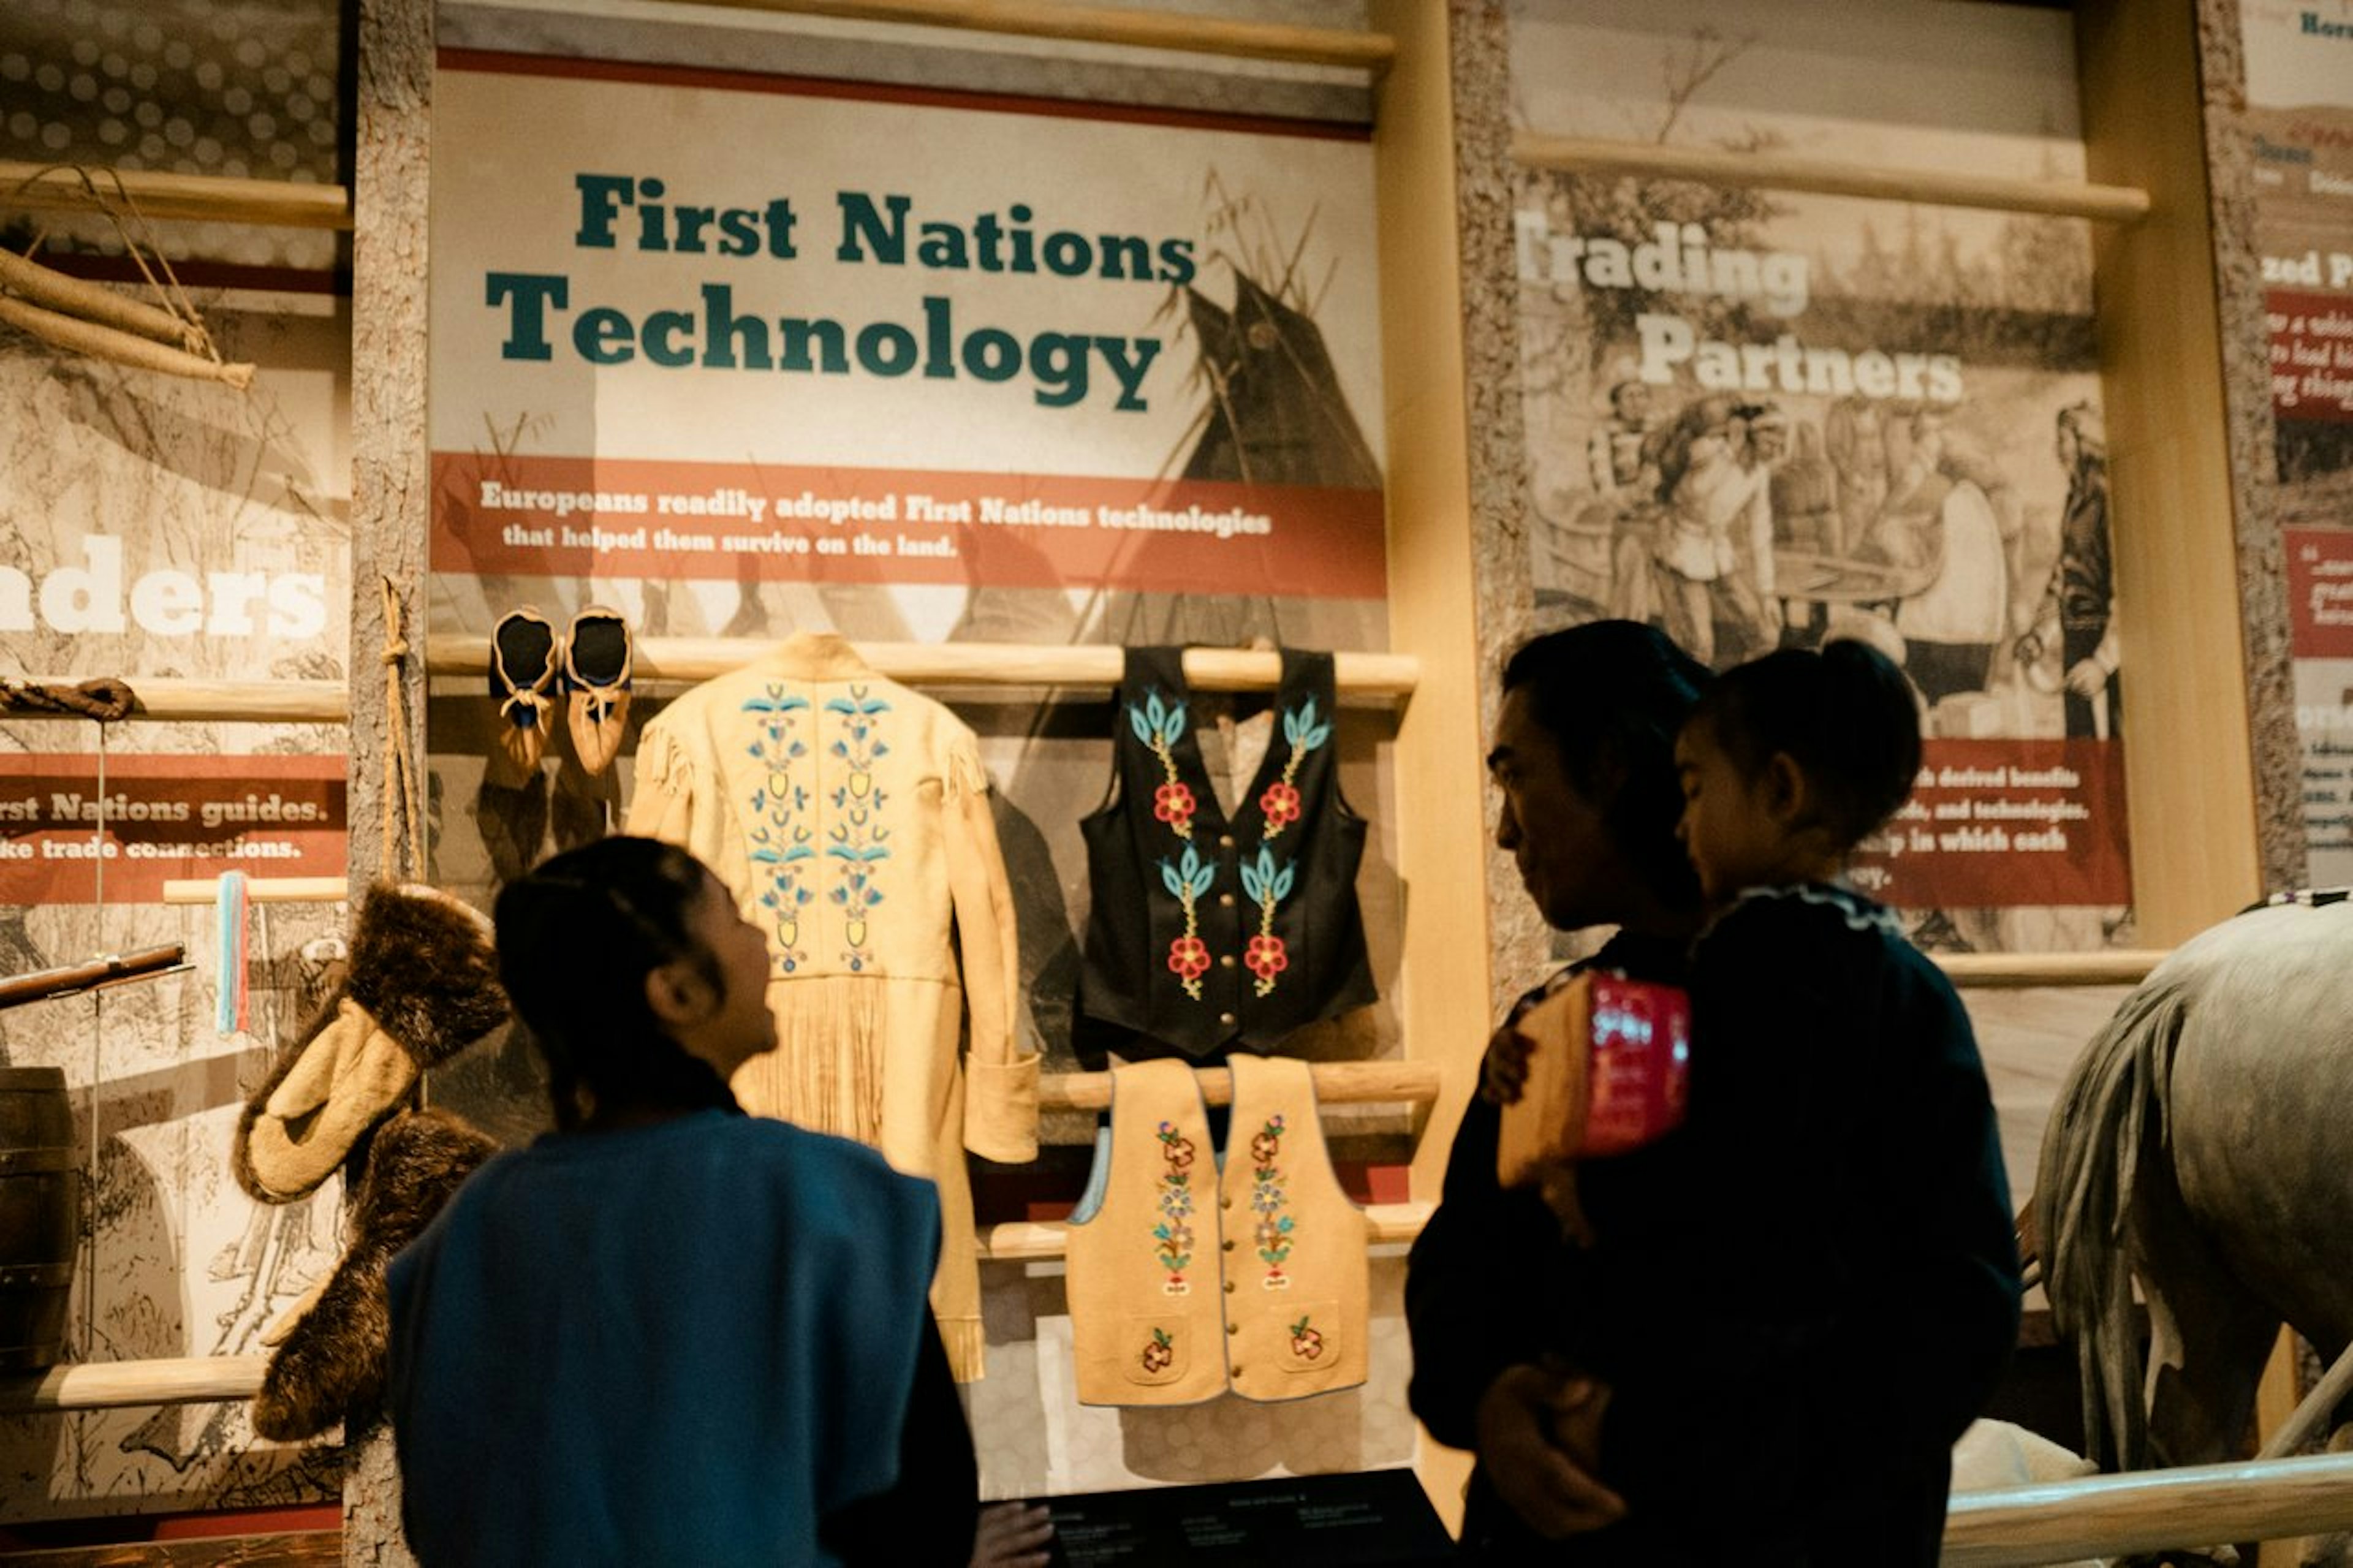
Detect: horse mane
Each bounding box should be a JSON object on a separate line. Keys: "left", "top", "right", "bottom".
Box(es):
{"left": 2031, "top": 975, "right": 2195, "bottom": 1471}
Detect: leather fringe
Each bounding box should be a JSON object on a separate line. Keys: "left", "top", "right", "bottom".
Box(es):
{"left": 734, "top": 981, "right": 885, "bottom": 1147}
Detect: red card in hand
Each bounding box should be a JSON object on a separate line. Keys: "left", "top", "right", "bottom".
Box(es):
{"left": 1498, "top": 972, "right": 1691, "bottom": 1187}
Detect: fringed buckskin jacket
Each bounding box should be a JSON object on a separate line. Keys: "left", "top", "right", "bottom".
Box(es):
{"left": 626, "top": 631, "right": 1039, "bottom": 1380}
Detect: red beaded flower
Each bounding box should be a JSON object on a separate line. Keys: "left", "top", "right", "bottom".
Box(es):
{"left": 1167, "top": 934, "right": 1211, "bottom": 983}
{"left": 1245, "top": 933, "right": 1289, "bottom": 982}
{"left": 1259, "top": 781, "right": 1302, "bottom": 829}
{"left": 1153, "top": 781, "right": 1197, "bottom": 829}
{"left": 1156, "top": 1121, "right": 1197, "bottom": 1170}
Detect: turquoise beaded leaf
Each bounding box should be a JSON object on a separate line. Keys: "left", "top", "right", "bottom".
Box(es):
{"left": 1240, "top": 847, "right": 1295, "bottom": 904}
{"left": 1281, "top": 697, "right": 1330, "bottom": 752}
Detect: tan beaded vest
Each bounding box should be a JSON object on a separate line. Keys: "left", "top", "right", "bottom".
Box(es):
{"left": 1066, "top": 1055, "right": 1368, "bottom": 1405}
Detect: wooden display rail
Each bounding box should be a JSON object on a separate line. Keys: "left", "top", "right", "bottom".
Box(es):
{"left": 429, "top": 636, "right": 1422, "bottom": 700}
{"left": 1935, "top": 950, "right": 2164, "bottom": 988}
{"left": 1039, "top": 1059, "right": 1438, "bottom": 1113}
{"left": 0, "top": 1355, "right": 265, "bottom": 1415}
{"left": 653, "top": 0, "right": 1393, "bottom": 73}
{"left": 1943, "top": 1450, "right": 2353, "bottom": 1566}
{"left": 980, "top": 1200, "right": 1430, "bottom": 1262}
{"left": 5, "top": 678, "right": 347, "bottom": 724}
{"left": 0, "top": 161, "right": 353, "bottom": 230}
{"left": 1512, "top": 133, "right": 2152, "bottom": 224}
{"left": 160, "top": 877, "right": 350, "bottom": 906}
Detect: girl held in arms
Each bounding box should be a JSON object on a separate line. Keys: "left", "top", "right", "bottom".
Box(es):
{"left": 1637, "top": 639, "right": 2021, "bottom": 1562}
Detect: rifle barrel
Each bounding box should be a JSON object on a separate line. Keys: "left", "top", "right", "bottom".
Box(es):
{"left": 0, "top": 944, "right": 188, "bottom": 1011}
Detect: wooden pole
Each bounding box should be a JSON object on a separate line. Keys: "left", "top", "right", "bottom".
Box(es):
{"left": 1934, "top": 950, "right": 2166, "bottom": 988}
{"left": 1512, "top": 132, "right": 2151, "bottom": 224}
{"left": 431, "top": 635, "right": 1419, "bottom": 699}
{"left": 0, "top": 1356, "right": 267, "bottom": 1415}
{"left": 0, "top": 161, "right": 352, "bottom": 229}
{"left": 641, "top": 0, "right": 1393, "bottom": 73}
{"left": 1, "top": 678, "right": 346, "bottom": 724}
{"left": 981, "top": 1202, "right": 1430, "bottom": 1262}
{"left": 0, "top": 295, "right": 254, "bottom": 388}
{"left": 1943, "top": 1452, "right": 2353, "bottom": 1565}
{"left": 159, "top": 877, "right": 350, "bottom": 906}
{"left": 1039, "top": 1059, "right": 1439, "bottom": 1113}
{"left": 0, "top": 249, "right": 208, "bottom": 352}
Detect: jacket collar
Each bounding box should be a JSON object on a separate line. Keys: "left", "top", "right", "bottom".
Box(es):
{"left": 760, "top": 631, "right": 874, "bottom": 682}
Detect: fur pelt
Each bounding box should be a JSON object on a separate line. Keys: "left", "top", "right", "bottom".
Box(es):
{"left": 231, "top": 884, "right": 508, "bottom": 1203}
{"left": 344, "top": 884, "right": 510, "bottom": 1070}
{"left": 252, "top": 1107, "right": 499, "bottom": 1442}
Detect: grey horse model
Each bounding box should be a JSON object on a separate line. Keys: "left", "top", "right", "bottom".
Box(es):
{"left": 2036, "top": 893, "right": 2353, "bottom": 1511}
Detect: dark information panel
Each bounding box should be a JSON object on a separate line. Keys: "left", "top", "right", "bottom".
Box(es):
{"left": 1036, "top": 1468, "right": 1455, "bottom": 1566}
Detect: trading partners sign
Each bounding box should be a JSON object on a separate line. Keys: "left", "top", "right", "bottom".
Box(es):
{"left": 428, "top": 54, "right": 1389, "bottom": 603}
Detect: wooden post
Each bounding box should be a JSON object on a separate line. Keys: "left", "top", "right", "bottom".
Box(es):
{"left": 1368, "top": 0, "right": 1499, "bottom": 1213}
{"left": 1370, "top": 0, "right": 1514, "bottom": 1534}
{"left": 346, "top": 0, "right": 432, "bottom": 1559}
{"left": 2074, "top": 0, "right": 2279, "bottom": 940}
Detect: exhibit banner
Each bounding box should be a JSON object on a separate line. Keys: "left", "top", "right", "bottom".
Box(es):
{"left": 2246, "top": 0, "right": 2353, "bottom": 469}
{"left": 428, "top": 54, "right": 1388, "bottom": 617}
{"left": 2243, "top": 0, "right": 2353, "bottom": 884}
{"left": 0, "top": 754, "right": 348, "bottom": 904}
{"left": 1510, "top": 0, "right": 2130, "bottom": 931}
{"left": 0, "top": 286, "right": 352, "bottom": 909}
{"left": 0, "top": 265, "right": 351, "bottom": 1518}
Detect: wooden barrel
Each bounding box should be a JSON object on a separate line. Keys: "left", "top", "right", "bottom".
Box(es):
{"left": 0, "top": 1066, "right": 82, "bottom": 1371}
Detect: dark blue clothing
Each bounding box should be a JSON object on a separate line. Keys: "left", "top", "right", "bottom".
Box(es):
{"left": 1409, "top": 891, "right": 2020, "bottom": 1563}
{"left": 386, "top": 1109, "right": 963, "bottom": 1567}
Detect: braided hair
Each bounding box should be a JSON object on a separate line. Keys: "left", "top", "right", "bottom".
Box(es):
{"left": 493, "top": 837, "right": 741, "bottom": 1129}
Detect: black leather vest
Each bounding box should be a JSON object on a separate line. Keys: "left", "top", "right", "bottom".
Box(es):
{"left": 1077, "top": 647, "right": 1377, "bottom": 1062}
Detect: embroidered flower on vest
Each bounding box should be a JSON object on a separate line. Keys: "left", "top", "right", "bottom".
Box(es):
{"left": 1153, "top": 1120, "right": 1197, "bottom": 1295}
{"left": 823, "top": 687, "right": 892, "bottom": 971}
{"left": 1154, "top": 781, "right": 1197, "bottom": 830}
{"left": 1259, "top": 696, "right": 1330, "bottom": 843}
{"left": 1239, "top": 848, "right": 1297, "bottom": 998}
{"left": 1128, "top": 689, "right": 1194, "bottom": 839}
{"left": 1158, "top": 845, "right": 1218, "bottom": 1000}
{"left": 741, "top": 687, "right": 816, "bottom": 973}
{"left": 1249, "top": 1113, "right": 1295, "bottom": 1287}
{"left": 1289, "top": 1314, "right": 1324, "bottom": 1362}
{"left": 1140, "top": 1327, "right": 1175, "bottom": 1373}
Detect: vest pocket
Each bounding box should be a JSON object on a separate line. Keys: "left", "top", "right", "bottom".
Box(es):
{"left": 1121, "top": 1315, "right": 1190, "bottom": 1387}
{"left": 1278, "top": 1299, "right": 1339, "bottom": 1374}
